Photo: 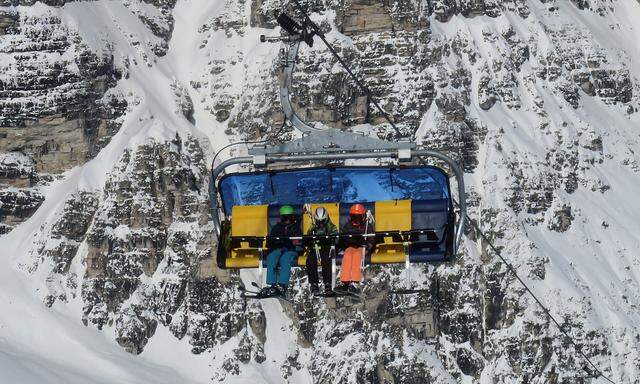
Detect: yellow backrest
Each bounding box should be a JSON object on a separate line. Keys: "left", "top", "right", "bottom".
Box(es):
{"left": 231, "top": 205, "right": 268, "bottom": 237}
{"left": 302, "top": 203, "right": 340, "bottom": 234}
{"left": 375, "top": 200, "right": 412, "bottom": 232}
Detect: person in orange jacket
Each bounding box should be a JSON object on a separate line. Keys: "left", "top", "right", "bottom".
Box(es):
{"left": 336, "top": 203, "right": 375, "bottom": 293}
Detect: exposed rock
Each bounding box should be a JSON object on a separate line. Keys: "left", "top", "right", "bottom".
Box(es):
{"left": 478, "top": 67, "right": 497, "bottom": 110}
{"left": 13, "top": 1, "right": 640, "bottom": 383}
{"left": 115, "top": 304, "right": 158, "bottom": 355}
{"left": 40, "top": 191, "right": 98, "bottom": 279}
{"left": 436, "top": 93, "right": 467, "bottom": 122}
{"left": 29, "top": 135, "right": 225, "bottom": 354}
{"left": 135, "top": 0, "right": 178, "bottom": 56}
{"left": 171, "top": 81, "right": 195, "bottom": 124}
{"left": 0, "top": 8, "right": 126, "bottom": 233}
{"left": 247, "top": 301, "right": 267, "bottom": 343}
{"left": 0, "top": 151, "right": 46, "bottom": 235}
{"left": 424, "top": 112, "right": 487, "bottom": 172}
{"left": 0, "top": 152, "right": 35, "bottom": 188}
{"left": 570, "top": 0, "right": 590, "bottom": 10}
{"left": 185, "top": 278, "right": 245, "bottom": 353}
{"left": 339, "top": 1, "right": 394, "bottom": 35}
{"left": 1, "top": 114, "right": 121, "bottom": 174}
{"left": 0, "top": 10, "right": 18, "bottom": 34}
{"left": 548, "top": 204, "right": 574, "bottom": 232}
{"left": 0, "top": 188, "right": 43, "bottom": 232}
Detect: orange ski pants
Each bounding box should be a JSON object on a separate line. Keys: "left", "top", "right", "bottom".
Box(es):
{"left": 340, "top": 247, "right": 363, "bottom": 283}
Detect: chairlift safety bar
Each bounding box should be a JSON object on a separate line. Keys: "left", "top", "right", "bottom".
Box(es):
{"left": 228, "top": 228, "right": 440, "bottom": 242}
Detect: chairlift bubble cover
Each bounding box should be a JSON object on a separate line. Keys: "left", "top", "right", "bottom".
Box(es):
{"left": 218, "top": 166, "right": 450, "bottom": 215}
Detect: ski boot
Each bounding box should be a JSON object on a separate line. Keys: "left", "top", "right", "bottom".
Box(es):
{"left": 334, "top": 282, "right": 350, "bottom": 293}
{"left": 276, "top": 283, "right": 289, "bottom": 298}
{"left": 347, "top": 284, "right": 360, "bottom": 295}
{"left": 259, "top": 285, "right": 278, "bottom": 297}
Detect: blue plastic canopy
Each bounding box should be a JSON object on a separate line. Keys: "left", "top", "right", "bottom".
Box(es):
{"left": 218, "top": 166, "right": 450, "bottom": 215}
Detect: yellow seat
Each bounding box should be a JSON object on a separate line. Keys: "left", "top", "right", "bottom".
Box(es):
{"left": 300, "top": 203, "right": 340, "bottom": 266}
{"left": 228, "top": 205, "right": 268, "bottom": 268}
{"left": 231, "top": 204, "right": 268, "bottom": 237}
{"left": 371, "top": 199, "right": 412, "bottom": 264}
{"left": 225, "top": 256, "right": 260, "bottom": 268}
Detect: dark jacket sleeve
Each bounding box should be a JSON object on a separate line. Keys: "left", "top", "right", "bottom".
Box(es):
{"left": 266, "top": 222, "right": 285, "bottom": 249}
{"left": 290, "top": 222, "right": 302, "bottom": 236}
{"left": 268, "top": 222, "right": 301, "bottom": 249}
{"left": 309, "top": 222, "right": 338, "bottom": 246}
{"left": 288, "top": 222, "right": 303, "bottom": 252}
{"left": 340, "top": 223, "right": 363, "bottom": 248}
{"left": 339, "top": 222, "right": 376, "bottom": 252}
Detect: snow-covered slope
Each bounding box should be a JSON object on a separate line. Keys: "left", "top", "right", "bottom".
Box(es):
{"left": 1, "top": 0, "right": 640, "bottom": 383}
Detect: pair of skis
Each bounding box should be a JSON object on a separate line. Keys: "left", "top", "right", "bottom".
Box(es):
{"left": 313, "top": 289, "right": 362, "bottom": 300}
{"left": 239, "top": 282, "right": 293, "bottom": 303}
{"left": 239, "top": 282, "right": 362, "bottom": 302}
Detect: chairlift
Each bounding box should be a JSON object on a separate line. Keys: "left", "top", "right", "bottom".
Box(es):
{"left": 209, "top": 12, "right": 466, "bottom": 282}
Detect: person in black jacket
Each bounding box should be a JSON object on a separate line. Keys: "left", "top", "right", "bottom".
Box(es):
{"left": 336, "top": 204, "right": 375, "bottom": 293}
{"left": 261, "top": 205, "right": 302, "bottom": 296}
{"left": 306, "top": 207, "right": 338, "bottom": 295}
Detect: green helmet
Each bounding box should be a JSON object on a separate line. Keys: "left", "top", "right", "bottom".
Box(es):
{"left": 279, "top": 205, "right": 294, "bottom": 216}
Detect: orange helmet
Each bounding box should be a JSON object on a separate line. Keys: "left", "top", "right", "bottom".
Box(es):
{"left": 349, "top": 204, "right": 366, "bottom": 227}
{"left": 349, "top": 204, "right": 366, "bottom": 215}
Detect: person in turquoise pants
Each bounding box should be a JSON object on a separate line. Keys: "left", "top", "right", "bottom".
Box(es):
{"left": 261, "top": 205, "right": 302, "bottom": 296}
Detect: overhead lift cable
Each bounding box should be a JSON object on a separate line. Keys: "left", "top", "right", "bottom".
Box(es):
{"left": 289, "top": 0, "right": 404, "bottom": 139}
{"left": 276, "top": 7, "right": 615, "bottom": 380}
{"left": 456, "top": 200, "right": 617, "bottom": 384}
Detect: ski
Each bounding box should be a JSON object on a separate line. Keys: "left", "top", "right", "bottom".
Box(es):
{"left": 330, "top": 290, "right": 363, "bottom": 301}
{"left": 241, "top": 292, "right": 292, "bottom": 303}
{"left": 237, "top": 285, "right": 260, "bottom": 295}
{"left": 239, "top": 283, "right": 293, "bottom": 303}
{"left": 313, "top": 291, "right": 337, "bottom": 298}
{"left": 389, "top": 289, "right": 429, "bottom": 295}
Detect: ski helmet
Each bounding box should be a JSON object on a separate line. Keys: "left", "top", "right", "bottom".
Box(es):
{"left": 349, "top": 204, "right": 366, "bottom": 215}
{"left": 349, "top": 204, "right": 366, "bottom": 226}
{"left": 279, "top": 205, "right": 294, "bottom": 216}
{"left": 314, "top": 206, "right": 329, "bottom": 222}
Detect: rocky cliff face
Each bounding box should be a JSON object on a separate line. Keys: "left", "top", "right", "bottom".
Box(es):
{"left": 2, "top": 0, "right": 640, "bottom": 383}
{"left": 0, "top": 4, "right": 126, "bottom": 233}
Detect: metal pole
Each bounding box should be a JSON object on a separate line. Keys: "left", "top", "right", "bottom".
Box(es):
{"left": 210, "top": 156, "right": 252, "bottom": 236}
{"left": 280, "top": 41, "right": 319, "bottom": 133}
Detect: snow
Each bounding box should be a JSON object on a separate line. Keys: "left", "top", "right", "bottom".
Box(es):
{"left": 1, "top": 0, "right": 640, "bottom": 382}
{"left": 0, "top": 0, "right": 311, "bottom": 382}
{"left": 0, "top": 216, "right": 208, "bottom": 383}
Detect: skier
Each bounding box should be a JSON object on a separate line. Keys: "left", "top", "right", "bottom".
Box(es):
{"left": 305, "top": 207, "right": 338, "bottom": 295}
{"left": 261, "top": 205, "right": 302, "bottom": 296}
{"left": 336, "top": 203, "right": 375, "bottom": 294}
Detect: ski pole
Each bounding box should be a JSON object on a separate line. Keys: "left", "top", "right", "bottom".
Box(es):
{"left": 361, "top": 210, "right": 372, "bottom": 273}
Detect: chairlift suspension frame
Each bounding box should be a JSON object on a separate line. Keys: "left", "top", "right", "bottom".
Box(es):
{"left": 209, "top": 11, "right": 467, "bottom": 271}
